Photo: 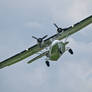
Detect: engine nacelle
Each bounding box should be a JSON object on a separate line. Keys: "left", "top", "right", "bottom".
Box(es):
{"left": 57, "top": 28, "right": 63, "bottom": 33}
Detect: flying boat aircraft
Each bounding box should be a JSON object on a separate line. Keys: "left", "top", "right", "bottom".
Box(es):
{"left": 0, "top": 15, "right": 92, "bottom": 68}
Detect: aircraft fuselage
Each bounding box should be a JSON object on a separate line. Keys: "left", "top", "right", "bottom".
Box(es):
{"left": 49, "top": 40, "right": 66, "bottom": 61}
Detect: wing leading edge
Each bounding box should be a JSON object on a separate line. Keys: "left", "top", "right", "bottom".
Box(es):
{"left": 0, "top": 15, "right": 92, "bottom": 69}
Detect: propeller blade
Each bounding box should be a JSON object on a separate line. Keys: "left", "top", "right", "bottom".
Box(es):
{"left": 32, "top": 36, "right": 38, "bottom": 40}
{"left": 32, "top": 35, "right": 48, "bottom": 48}
{"left": 53, "top": 23, "right": 59, "bottom": 28}
{"left": 42, "top": 35, "right": 48, "bottom": 39}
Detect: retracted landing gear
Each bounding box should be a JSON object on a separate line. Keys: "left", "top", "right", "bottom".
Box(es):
{"left": 45, "top": 61, "right": 50, "bottom": 67}
{"left": 68, "top": 48, "right": 73, "bottom": 55}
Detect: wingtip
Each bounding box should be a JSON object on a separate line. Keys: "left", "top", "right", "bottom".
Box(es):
{"left": 0, "top": 62, "right": 7, "bottom": 69}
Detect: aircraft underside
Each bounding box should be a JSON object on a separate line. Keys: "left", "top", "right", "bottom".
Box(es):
{"left": 0, "top": 15, "right": 92, "bottom": 69}
{"left": 45, "top": 41, "right": 73, "bottom": 67}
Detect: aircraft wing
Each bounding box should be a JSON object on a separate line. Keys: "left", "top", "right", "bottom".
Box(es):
{"left": 0, "top": 15, "right": 92, "bottom": 69}
{"left": 57, "top": 15, "right": 92, "bottom": 40}
{"left": 27, "top": 51, "right": 48, "bottom": 64}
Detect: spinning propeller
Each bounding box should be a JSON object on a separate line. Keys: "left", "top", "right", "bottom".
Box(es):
{"left": 53, "top": 23, "right": 63, "bottom": 33}
{"left": 32, "top": 35, "right": 48, "bottom": 48}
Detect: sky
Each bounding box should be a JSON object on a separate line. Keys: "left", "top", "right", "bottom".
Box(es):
{"left": 0, "top": 0, "right": 92, "bottom": 92}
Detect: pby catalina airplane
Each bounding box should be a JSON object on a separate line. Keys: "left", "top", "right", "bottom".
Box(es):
{"left": 0, "top": 15, "right": 92, "bottom": 68}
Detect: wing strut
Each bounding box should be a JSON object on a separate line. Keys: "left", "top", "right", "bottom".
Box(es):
{"left": 27, "top": 51, "right": 48, "bottom": 64}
